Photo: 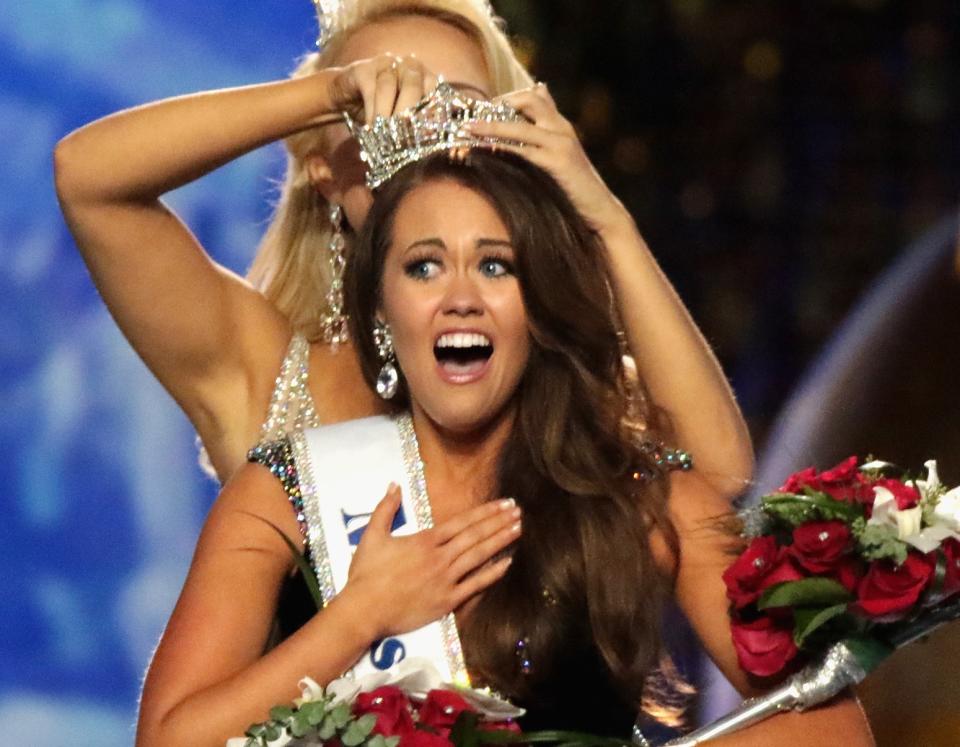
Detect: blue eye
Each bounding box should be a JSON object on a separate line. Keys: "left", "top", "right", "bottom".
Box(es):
{"left": 480, "top": 258, "right": 512, "bottom": 278}
{"left": 404, "top": 259, "right": 440, "bottom": 280}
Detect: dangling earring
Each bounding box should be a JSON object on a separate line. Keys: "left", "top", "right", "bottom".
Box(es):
{"left": 373, "top": 320, "right": 399, "bottom": 400}
{"left": 322, "top": 203, "right": 349, "bottom": 349}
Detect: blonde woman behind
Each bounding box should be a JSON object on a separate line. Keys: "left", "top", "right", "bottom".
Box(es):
{"left": 54, "top": 0, "right": 753, "bottom": 494}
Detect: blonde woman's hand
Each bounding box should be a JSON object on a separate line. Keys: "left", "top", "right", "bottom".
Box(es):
{"left": 327, "top": 54, "right": 440, "bottom": 124}
{"left": 343, "top": 484, "right": 521, "bottom": 639}
{"left": 466, "top": 83, "right": 634, "bottom": 239}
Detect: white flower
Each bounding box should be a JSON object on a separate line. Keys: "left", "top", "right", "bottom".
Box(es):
{"left": 915, "top": 459, "right": 942, "bottom": 499}
{"left": 932, "top": 486, "right": 960, "bottom": 533}
{"left": 868, "top": 486, "right": 956, "bottom": 553}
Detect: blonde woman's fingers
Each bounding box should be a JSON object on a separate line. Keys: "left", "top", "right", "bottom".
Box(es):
{"left": 393, "top": 61, "right": 428, "bottom": 113}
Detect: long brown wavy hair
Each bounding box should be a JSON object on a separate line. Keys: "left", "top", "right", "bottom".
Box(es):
{"left": 345, "top": 151, "right": 680, "bottom": 720}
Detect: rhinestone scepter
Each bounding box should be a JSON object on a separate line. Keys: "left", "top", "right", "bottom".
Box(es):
{"left": 345, "top": 80, "right": 525, "bottom": 189}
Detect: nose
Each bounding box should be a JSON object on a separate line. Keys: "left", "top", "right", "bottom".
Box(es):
{"left": 441, "top": 271, "right": 484, "bottom": 317}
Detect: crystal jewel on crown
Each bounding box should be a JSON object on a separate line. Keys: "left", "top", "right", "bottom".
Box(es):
{"left": 345, "top": 80, "right": 524, "bottom": 189}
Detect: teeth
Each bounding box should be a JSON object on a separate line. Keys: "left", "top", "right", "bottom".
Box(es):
{"left": 436, "top": 332, "right": 491, "bottom": 348}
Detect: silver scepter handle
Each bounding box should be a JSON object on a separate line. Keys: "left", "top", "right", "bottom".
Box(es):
{"left": 632, "top": 641, "right": 869, "bottom": 747}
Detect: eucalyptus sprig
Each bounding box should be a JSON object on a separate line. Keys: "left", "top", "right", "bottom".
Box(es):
{"left": 244, "top": 693, "right": 400, "bottom": 747}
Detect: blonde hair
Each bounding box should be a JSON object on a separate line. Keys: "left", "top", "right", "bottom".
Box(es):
{"left": 246, "top": 0, "right": 534, "bottom": 341}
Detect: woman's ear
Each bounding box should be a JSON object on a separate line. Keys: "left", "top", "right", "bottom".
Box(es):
{"left": 305, "top": 152, "right": 342, "bottom": 205}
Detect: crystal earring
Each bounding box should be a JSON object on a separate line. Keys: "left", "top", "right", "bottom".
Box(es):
{"left": 373, "top": 320, "right": 399, "bottom": 400}
{"left": 322, "top": 203, "right": 349, "bottom": 350}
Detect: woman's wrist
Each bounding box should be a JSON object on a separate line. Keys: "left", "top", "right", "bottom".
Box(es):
{"left": 593, "top": 204, "right": 647, "bottom": 260}
{"left": 333, "top": 581, "right": 386, "bottom": 644}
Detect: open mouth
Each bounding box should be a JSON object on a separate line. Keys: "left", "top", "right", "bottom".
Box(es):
{"left": 434, "top": 332, "right": 494, "bottom": 379}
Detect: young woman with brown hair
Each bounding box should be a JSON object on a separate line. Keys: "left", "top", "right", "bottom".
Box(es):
{"left": 135, "top": 150, "right": 873, "bottom": 746}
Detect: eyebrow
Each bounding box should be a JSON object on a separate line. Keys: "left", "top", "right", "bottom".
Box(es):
{"left": 402, "top": 237, "right": 514, "bottom": 253}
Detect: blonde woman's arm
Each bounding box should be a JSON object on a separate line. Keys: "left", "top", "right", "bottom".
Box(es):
{"left": 53, "top": 56, "right": 437, "bottom": 479}
{"left": 468, "top": 86, "right": 754, "bottom": 498}
{"left": 661, "top": 471, "right": 875, "bottom": 747}
{"left": 137, "top": 464, "right": 520, "bottom": 747}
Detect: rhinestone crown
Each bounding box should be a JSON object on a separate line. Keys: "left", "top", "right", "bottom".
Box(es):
{"left": 345, "top": 81, "right": 524, "bottom": 189}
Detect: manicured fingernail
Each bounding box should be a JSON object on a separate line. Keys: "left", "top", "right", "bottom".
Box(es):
{"left": 500, "top": 497, "right": 516, "bottom": 509}
{"left": 511, "top": 506, "right": 522, "bottom": 519}
{"left": 511, "top": 520, "right": 522, "bottom": 533}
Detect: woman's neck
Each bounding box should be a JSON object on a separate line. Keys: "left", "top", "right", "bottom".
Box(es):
{"left": 409, "top": 405, "right": 515, "bottom": 517}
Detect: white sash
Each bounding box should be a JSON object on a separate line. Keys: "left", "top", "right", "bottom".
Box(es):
{"left": 289, "top": 413, "right": 470, "bottom": 686}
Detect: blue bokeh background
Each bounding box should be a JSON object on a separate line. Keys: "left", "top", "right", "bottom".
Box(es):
{"left": 3, "top": 1, "right": 957, "bottom": 744}
{"left": 1, "top": 3, "right": 316, "bottom": 743}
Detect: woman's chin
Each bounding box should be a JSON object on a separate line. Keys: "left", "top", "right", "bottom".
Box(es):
{"left": 413, "top": 397, "right": 515, "bottom": 441}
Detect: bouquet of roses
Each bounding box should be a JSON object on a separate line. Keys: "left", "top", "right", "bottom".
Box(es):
{"left": 723, "top": 456, "right": 960, "bottom": 679}
{"left": 650, "top": 457, "right": 960, "bottom": 746}
{"left": 231, "top": 659, "right": 525, "bottom": 747}
{"left": 232, "top": 658, "right": 627, "bottom": 747}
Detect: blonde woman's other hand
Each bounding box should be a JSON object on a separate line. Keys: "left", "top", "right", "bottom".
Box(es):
{"left": 466, "top": 83, "right": 634, "bottom": 240}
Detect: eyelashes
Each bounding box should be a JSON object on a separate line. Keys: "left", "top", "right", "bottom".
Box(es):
{"left": 402, "top": 254, "right": 516, "bottom": 280}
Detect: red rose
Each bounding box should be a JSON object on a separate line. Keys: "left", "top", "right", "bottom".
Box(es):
{"left": 479, "top": 720, "right": 523, "bottom": 735}
{"left": 873, "top": 478, "right": 921, "bottom": 510}
{"left": 832, "top": 557, "right": 864, "bottom": 593}
{"left": 723, "top": 536, "right": 804, "bottom": 609}
{"left": 940, "top": 539, "right": 960, "bottom": 599}
{"left": 730, "top": 615, "right": 798, "bottom": 677}
{"left": 780, "top": 457, "right": 875, "bottom": 504}
{"left": 856, "top": 553, "right": 935, "bottom": 618}
{"left": 790, "top": 521, "right": 852, "bottom": 573}
{"left": 780, "top": 466, "right": 820, "bottom": 494}
{"left": 400, "top": 731, "right": 453, "bottom": 747}
{"left": 418, "top": 690, "right": 475, "bottom": 737}
{"left": 354, "top": 686, "right": 415, "bottom": 737}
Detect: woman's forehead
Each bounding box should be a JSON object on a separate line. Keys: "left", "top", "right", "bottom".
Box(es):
{"left": 336, "top": 15, "right": 492, "bottom": 98}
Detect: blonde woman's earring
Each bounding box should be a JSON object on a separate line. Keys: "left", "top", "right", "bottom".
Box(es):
{"left": 322, "top": 203, "right": 349, "bottom": 349}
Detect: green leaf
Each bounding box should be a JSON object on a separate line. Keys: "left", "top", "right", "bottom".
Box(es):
{"left": 857, "top": 524, "right": 908, "bottom": 564}
{"left": 367, "top": 735, "right": 389, "bottom": 747}
{"left": 385, "top": 737, "right": 401, "bottom": 747}
{"left": 264, "top": 724, "right": 282, "bottom": 741}
{"left": 245, "top": 724, "right": 267, "bottom": 738}
{"left": 300, "top": 700, "right": 327, "bottom": 727}
{"left": 761, "top": 492, "right": 863, "bottom": 526}
{"left": 330, "top": 702, "right": 353, "bottom": 728}
{"left": 793, "top": 603, "right": 850, "bottom": 647}
{"left": 479, "top": 730, "right": 625, "bottom": 746}
{"left": 318, "top": 715, "right": 337, "bottom": 740}
{"left": 342, "top": 713, "right": 378, "bottom": 746}
{"left": 843, "top": 635, "right": 894, "bottom": 675}
{"left": 758, "top": 578, "right": 853, "bottom": 610}
{"left": 450, "top": 710, "right": 480, "bottom": 747}
{"left": 290, "top": 711, "right": 312, "bottom": 738}
{"left": 265, "top": 520, "right": 324, "bottom": 611}
{"left": 269, "top": 705, "right": 295, "bottom": 722}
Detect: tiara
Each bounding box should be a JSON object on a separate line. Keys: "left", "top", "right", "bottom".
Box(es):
{"left": 312, "top": 0, "right": 498, "bottom": 48}
{"left": 345, "top": 81, "right": 524, "bottom": 189}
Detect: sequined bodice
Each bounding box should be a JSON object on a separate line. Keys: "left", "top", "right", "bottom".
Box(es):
{"left": 197, "top": 333, "right": 320, "bottom": 479}
{"left": 258, "top": 333, "right": 320, "bottom": 443}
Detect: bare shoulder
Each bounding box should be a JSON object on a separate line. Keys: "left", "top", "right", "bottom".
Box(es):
{"left": 203, "top": 460, "right": 305, "bottom": 558}
{"left": 306, "top": 340, "right": 385, "bottom": 424}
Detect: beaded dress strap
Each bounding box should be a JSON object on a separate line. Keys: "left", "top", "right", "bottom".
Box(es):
{"left": 248, "top": 437, "right": 308, "bottom": 539}
{"left": 259, "top": 333, "right": 321, "bottom": 444}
